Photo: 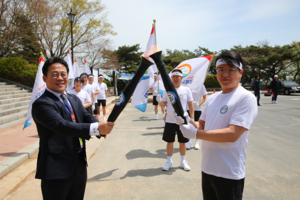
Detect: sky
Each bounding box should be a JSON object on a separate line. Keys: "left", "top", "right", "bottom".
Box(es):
{"left": 101, "top": 0, "right": 300, "bottom": 54}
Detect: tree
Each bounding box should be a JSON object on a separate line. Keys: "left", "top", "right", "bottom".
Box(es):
{"left": 114, "top": 44, "right": 143, "bottom": 74}
{"left": 25, "top": 0, "right": 116, "bottom": 59}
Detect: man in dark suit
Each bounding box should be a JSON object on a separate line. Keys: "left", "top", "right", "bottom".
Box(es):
{"left": 32, "top": 57, "right": 114, "bottom": 200}
{"left": 253, "top": 75, "right": 261, "bottom": 106}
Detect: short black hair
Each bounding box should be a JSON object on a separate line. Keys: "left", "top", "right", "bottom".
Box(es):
{"left": 255, "top": 75, "right": 259, "bottom": 79}
{"left": 80, "top": 73, "right": 89, "bottom": 77}
{"left": 74, "top": 77, "right": 84, "bottom": 84}
{"left": 172, "top": 69, "right": 182, "bottom": 73}
{"left": 215, "top": 51, "right": 243, "bottom": 71}
{"left": 42, "top": 57, "right": 69, "bottom": 77}
{"left": 98, "top": 74, "right": 103, "bottom": 77}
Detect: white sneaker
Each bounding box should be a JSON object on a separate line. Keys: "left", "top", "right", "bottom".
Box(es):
{"left": 271, "top": 100, "right": 274, "bottom": 104}
{"left": 162, "top": 161, "right": 173, "bottom": 171}
{"left": 180, "top": 160, "right": 191, "bottom": 171}
{"left": 275, "top": 101, "right": 277, "bottom": 104}
{"left": 155, "top": 114, "right": 158, "bottom": 119}
{"left": 163, "top": 122, "right": 165, "bottom": 127}
{"left": 194, "top": 142, "right": 200, "bottom": 150}
{"left": 103, "top": 116, "right": 106, "bottom": 120}
{"left": 162, "top": 113, "right": 165, "bottom": 119}
{"left": 186, "top": 141, "right": 192, "bottom": 150}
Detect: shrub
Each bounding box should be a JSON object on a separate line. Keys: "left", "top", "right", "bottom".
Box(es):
{"left": 0, "top": 57, "right": 38, "bottom": 87}
{"left": 204, "top": 74, "right": 220, "bottom": 88}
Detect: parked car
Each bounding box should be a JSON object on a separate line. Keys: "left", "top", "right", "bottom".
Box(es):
{"left": 279, "top": 81, "right": 300, "bottom": 95}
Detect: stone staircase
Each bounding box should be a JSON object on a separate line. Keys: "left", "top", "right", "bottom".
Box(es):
{"left": 0, "top": 82, "right": 32, "bottom": 129}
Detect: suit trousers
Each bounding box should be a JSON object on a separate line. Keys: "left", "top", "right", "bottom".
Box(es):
{"left": 41, "top": 153, "right": 87, "bottom": 200}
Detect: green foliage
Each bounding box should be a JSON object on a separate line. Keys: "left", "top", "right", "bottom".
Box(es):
{"left": 114, "top": 44, "right": 143, "bottom": 74}
{"left": 0, "top": 57, "right": 38, "bottom": 87}
{"left": 103, "top": 79, "right": 112, "bottom": 87}
{"left": 204, "top": 75, "right": 220, "bottom": 88}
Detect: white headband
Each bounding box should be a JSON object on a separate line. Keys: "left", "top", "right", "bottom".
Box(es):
{"left": 171, "top": 72, "right": 183, "bottom": 77}
{"left": 88, "top": 75, "right": 94, "bottom": 78}
{"left": 216, "top": 59, "right": 243, "bottom": 70}
{"left": 98, "top": 76, "right": 103, "bottom": 78}
{"left": 81, "top": 75, "right": 87, "bottom": 77}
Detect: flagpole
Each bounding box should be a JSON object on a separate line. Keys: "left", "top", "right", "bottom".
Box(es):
{"left": 196, "top": 52, "right": 216, "bottom": 103}
{"left": 153, "top": 19, "right": 160, "bottom": 95}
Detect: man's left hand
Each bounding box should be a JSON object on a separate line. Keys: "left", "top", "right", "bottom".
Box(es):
{"left": 179, "top": 123, "right": 197, "bottom": 139}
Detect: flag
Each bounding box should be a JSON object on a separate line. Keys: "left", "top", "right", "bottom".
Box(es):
{"left": 83, "top": 58, "right": 91, "bottom": 74}
{"left": 131, "top": 69, "right": 152, "bottom": 112}
{"left": 23, "top": 54, "right": 46, "bottom": 129}
{"left": 157, "top": 75, "right": 165, "bottom": 96}
{"left": 171, "top": 55, "right": 213, "bottom": 96}
{"left": 73, "top": 57, "right": 80, "bottom": 78}
{"left": 65, "top": 49, "right": 74, "bottom": 91}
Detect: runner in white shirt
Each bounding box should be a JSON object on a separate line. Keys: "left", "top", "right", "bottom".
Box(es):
{"left": 157, "top": 69, "right": 194, "bottom": 172}
{"left": 186, "top": 85, "right": 207, "bottom": 150}
{"left": 69, "top": 77, "right": 91, "bottom": 109}
{"left": 96, "top": 74, "right": 108, "bottom": 120}
{"left": 175, "top": 51, "right": 258, "bottom": 200}
{"left": 88, "top": 74, "right": 100, "bottom": 116}
{"left": 149, "top": 74, "right": 165, "bottom": 119}
{"left": 80, "top": 73, "right": 95, "bottom": 115}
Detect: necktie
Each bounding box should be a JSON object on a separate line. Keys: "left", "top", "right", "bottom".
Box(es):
{"left": 61, "top": 94, "right": 84, "bottom": 152}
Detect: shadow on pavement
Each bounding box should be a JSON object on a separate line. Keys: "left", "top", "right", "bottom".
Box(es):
{"left": 146, "top": 127, "right": 164, "bottom": 130}
{"left": 142, "top": 132, "right": 162, "bottom": 136}
{"left": 132, "top": 117, "right": 160, "bottom": 122}
{"left": 120, "top": 167, "right": 181, "bottom": 179}
{"left": 88, "top": 169, "right": 119, "bottom": 182}
{"left": 126, "top": 149, "right": 179, "bottom": 160}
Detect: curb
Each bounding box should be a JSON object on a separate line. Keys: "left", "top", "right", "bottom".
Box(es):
{"left": 0, "top": 98, "right": 116, "bottom": 179}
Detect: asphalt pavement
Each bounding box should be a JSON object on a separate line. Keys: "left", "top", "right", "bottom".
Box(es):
{"left": 1, "top": 92, "right": 300, "bottom": 199}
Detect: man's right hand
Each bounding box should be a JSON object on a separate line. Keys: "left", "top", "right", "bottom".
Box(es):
{"left": 98, "top": 120, "right": 114, "bottom": 135}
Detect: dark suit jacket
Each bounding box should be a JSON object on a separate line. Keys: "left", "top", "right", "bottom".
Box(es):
{"left": 32, "top": 90, "right": 98, "bottom": 180}
{"left": 253, "top": 79, "right": 260, "bottom": 96}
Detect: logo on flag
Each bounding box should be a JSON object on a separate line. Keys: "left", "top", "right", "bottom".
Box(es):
{"left": 177, "top": 64, "right": 192, "bottom": 78}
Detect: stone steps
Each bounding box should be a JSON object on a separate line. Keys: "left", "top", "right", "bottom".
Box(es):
{"left": 0, "top": 81, "right": 32, "bottom": 128}
{"left": 0, "top": 96, "right": 31, "bottom": 105}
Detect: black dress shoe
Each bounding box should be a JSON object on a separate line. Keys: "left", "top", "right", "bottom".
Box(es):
{"left": 258, "top": 104, "right": 261, "bottom": 106}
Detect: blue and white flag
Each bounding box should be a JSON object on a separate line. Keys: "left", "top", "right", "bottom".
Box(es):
{"left": 23, "top": 55, "right": 46, "bottom": 129}
{"left": 131, "top": 66, "right": 154, "bottom": 112}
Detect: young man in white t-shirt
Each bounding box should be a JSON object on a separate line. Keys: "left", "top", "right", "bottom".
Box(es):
{"left": 186, "top": 85, "right": 207, "bottom": 150}
{"left": 175, "top": 51, "right": 258, "bottom": 199}
{"left": 88, "top": 74, "right": 100, "bottom": 116}
{"left": 149, "top": 74, "right": 165, "bottom": 119}
{"left": 80, "top": 73, "right": 95, "bottom": 115}
{"left": 96, "top": 75, "right": 108, "bottom": 120}
{"left": 157, "top": 69, "right": 194, "bottom": 171}
{"left": 69, "top": 77, "right": 91, "bottom": 109}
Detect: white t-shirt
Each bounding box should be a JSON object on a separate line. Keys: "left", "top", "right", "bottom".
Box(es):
{"left": 69, "top": 89, "right": 91, "bottom": 106}
{"left": 200, "top": 86, "right": 258, "bottom": 180}
{"left": 89, "top": 83, "right": 99, "bottom": 103}
{"left": 187, "top": 85, "right": 207, "bottom": 111}
{"left": 97, "top": 82, "right": 108, "bottom": 100}
{"left": 150, "top": 81, "right": 158, "bottom": 96}
{"left": 162, "top": 85, "right": 193, "bottom": 124}
{"left": 81, "top": 84, "right": 95, "bottom": 102}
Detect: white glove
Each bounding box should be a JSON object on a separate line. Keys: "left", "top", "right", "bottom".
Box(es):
{"left": 179, "top": 123, "right": 197, "bottom": 139}
{"left": 174, "top": 111, "right": 190, "bottom": 125}
{"left": 156, "top": 95, "right": 162, "bottom": 103}
{"left": 193, "top": 101, "right": 199, "bottom": 109}
{"left": 92, "top": 104, "right": 95, "bottom": 111}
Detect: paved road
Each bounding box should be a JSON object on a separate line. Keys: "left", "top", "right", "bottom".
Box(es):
{"left": 2, "top": 93, "right": 300, "bottom": 199}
